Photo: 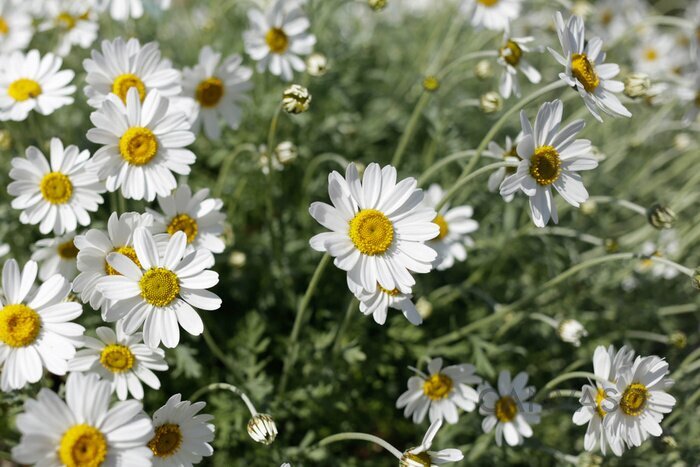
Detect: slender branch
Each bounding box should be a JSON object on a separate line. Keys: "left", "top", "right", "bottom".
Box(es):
{"left": 435, "top": 161, "right": 518, "bottom": 211}
{"left": 534, "top": 371, "right": 608, "bottom": 402}
{"left": 189, "top": 382, "right": 258, "bottom": 416}
{"left": 588, "top": 196, "right": 647, "bottom": 216}
{"left": 317, "top": 432, "right": 403, "bottom": 459}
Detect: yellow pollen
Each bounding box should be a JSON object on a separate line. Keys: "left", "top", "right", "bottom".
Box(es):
{"left": 432, "top": 215, "right": 449, "bottom": 241}
{"left": 166, "top": 214, "right": 199, "bottom": 244}
{"left": 148, "top": 423, "right": 183, "bottom": 458}
{"left": 265, "top": 28, "right": 289, "bottom": 54}
{"left": 112, "top": 73, "right": 146, "bottom": 103}
{"left": 348, "top": 209, "right": 394, "bottom": 256}
{"left": 595, "top": 387, "right": 607, "bottom": 418}
{"left": 477, "top": 0, "right": 499, "bottom": 6}
{"left": 195, "top": 77, "right": 225, "bottom": 107}
{"left": 57, "top": 240, "right": 79, "bottom": 259}
{"left": 58, "top": 424, "right": 107, "bottom": 467}
{"left": 0, "top": 17, "right": 8, "bottom": 35}
{"left": 422, "top": 373, "right": 453, "bottom": 400}
{"left": 8, "top": 78, "right": 42, "bottom": 102}
{"left": 105, "top": 246, "right": 141, "bottom": 276}
{"left": 56, "top": 12, "right": 77, "bottom": 29}
{"left": 378, "top": 284, "right": 401, "bottom": 296}
{"left": 40, "top": 172, "right": 73, "bottom": 204}
{"left": 495, "top": 395, "right": 518, "bottom": 422}
{"left": 620, "top": 382, "right": 648, "bottom": 416}
{"left": 139, "top": 267, "right": 180, "bottom": 307}
{"left": 401, "top": 451, "right": 432, "bottom": 467}
{"left": 571, "top": 53, "right": 600, "bottom": 93}
{"left": 529, "top": 145, "right": 562, "bottom": 186}
{"left": 99, "top": 344, "right": 135, "bottom": 373}
{"left": 0, "top": 304, "right": 41, "bottom": 348}
{"left": 643, "top": 48, "right": 658, "bottom": 62}
{"left": 500, "top": 40, "right": 523, "bottom": 67}
{"left": 119, "top": 127, "right": 158, "bottom": 166}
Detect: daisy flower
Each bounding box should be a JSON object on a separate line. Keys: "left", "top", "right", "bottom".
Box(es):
{"left": 39, "top": 0, "right": 99, "bottom": 57}
{"left": 12, "top": 372, "right": 153, "bottom": 466}
{"left": 346, "top": 275, "right": 422, "bottom": 326}
{"left": 462, "top": 0, "right": 522, "bottom": 31}
{"left": 637, "top": 230, "right": 681, "bottom": 280}
{"left": 69, "top": 322, "right": 168, "bottom": 400}
{"left": 588, "top": 0, "right": 647, "bottom": 42}
{"left": 0, "top": 259, "right": 84, "bottom": 391}
{"left": 86, "top": 88, "right": 196, "bottom": 201}
{"left": 0, "top": 0, "right": 32, "bottom": 53}
{"left": 243, "top": 0, "right": 317, "bottom": 81}
{"left": 101, "top": 0, "right": 170, "bottom": 21}
{"left": 497, "top": 34, "right": 541, "bottom": 98}
{"left": 400, "top": 419, "right": 464, "bottom": 466}
{"left": 147, "top": 184, "right": 227, "bottom": 254}
{"left": 97, "top": 227, "right": 221, "bottom": 349}
{"left": 396, "top": 357, "right": 481, "bottom": 425}
{"left": 182, "top": 45, "right": 253, "bottom": 140}
{"left": 631, "top": 32, "right": 680, "bottom": 78}
{"left": 83, "top": 37, "right": 181, "bottom": 109}
{"left": 31, "top": 232, "right": 79, "bottom": 281}
{"left": 549, "top": 12, "right": 631, "bottom": 122}
{"left": 148, "top": 393, "right": 215, "bottom": 465}
{"left": 499, "top": 99, "right": 598, "bottom": 227}
{"left": 422, "top": 184, "right": 479, "bottom": 271}
{"left": 486, "top": 134, "right": 522, "bottom": 202}
{"left": 8, "top": 138, "right": 105, "bottom": 235}
{"left": 0, "top": 49, "right": 75, "bottom": 121}
{"left": 309, "top": 162, "right": 438, "bottom": 294}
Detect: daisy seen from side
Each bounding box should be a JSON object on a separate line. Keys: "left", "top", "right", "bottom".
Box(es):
{"left": 497, "top": 33, "right": 541, "bottom": 98}
{"left": 31, "top": 232, "right": 79, "bottom": 281}
{"left": 346, "top": 275, "right": 422, "bottom": 326}
{"left": 400, "top": 419, "right": 464, "bottom": 467}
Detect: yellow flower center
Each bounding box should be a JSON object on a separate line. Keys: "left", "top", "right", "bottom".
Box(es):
{"left": 265, "top": 27, "right": 289, "bottom": 54}
{"left": 8, "top": 78, "right": 43, "bottom": 102}
{"left": 0, "top": 304, "right": 41, "bottom": 348}
{"left": 529, "top": 145, "right": 562, "bottom": 186}
{"left": 195, "top": 77, "right": 225, "bottom": 108}
{"left": 0, "top": 16, "right": 8, "bottom": 35}
{"left": 139, "top": 267, "right": 180, "bottom": 307}
{"left": 40, "top": 172, "right": 73, "bottom": 204}
{"left": 58, "top": 240, "right": 79, "bottom": 259}
{"left": 694, "top": 92, "right": 700, "bottom": 108}
{"left": 643, "top": 48, "right": 658, "bottom": 62}
{"left": 477, "top": 0, "right": 499, "bottom": 6}
{"left": 500, "top": 40, "right": 523, "bottom": 67}
{"left": 495, "top": 395, "right": 518, "bottom": 422}
{"left": 58, "top": 424, "right": 107, "bottom": 467}
{"left": 105, "top": 246, "right": 141, "bottom": 276}
{"left": 119, "top": 127, "right": 158, "bottom": 166}
{"left": 571, "top": 53, "right": 600, "bottom": 93}
{"left": 57, "top": 12, "right": 77, "bottom": 29}
{"left": 148, "top": 423, "right": 183, "bottom": 458}
{"left": 401, "top": 451, "right": 432, "bottom": 467}
{"left": 378, "top": 284, "right": 400, "bottom": 296}
{"left": 112, "top": 73, "right": 146, "bottom": 103}
{"left": 99, "top": 344, "right": 135, "bottom": 373}
{"left": 620, "top": 382, "right": 648, "bottom": 416}
{"left": 432, "top": 215, "right": 449, "bottom": 241}
{"left": 166, "top": 214, "right": 199, "bottom": 244}
{"left": 600, "top": 9, "right": 613, "bottom": 26}
{"left": 595, "top": 387, "right": 607, "bottom": 418}
{"left": 348, "top": 209, "right": 394, "bottom": 256}
{"left": 422, "top": 373, "right": 454, "bottom": 400}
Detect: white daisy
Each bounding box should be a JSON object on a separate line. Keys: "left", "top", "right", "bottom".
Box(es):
{"left": 422, "top": 184, "right": 479, "bottom": 271}
{"left": 83, "top": 37, "right": 181, "bottom": 109}
{"left": 244, "top": 0, "right": 317, "bottom": 81}
{"left": 31, "top": 232, "right": 79, "bottom": 281}
{"left": 148, "top": 393, "right": 215, "bottom": 466}
{"left": 0, "top": 0, "right": 32, "bottom": 54}
{"left": 12, "top": 372, "right": 153, "bottom": 466}
{"left": 147, "top": 184, "right": 227, "bottom": 254}
{"left": 101, "top": 0, "right": 168, "bottom": 21}
{"left": 479, "top": 370, "right": 541, "bottom": 447}
{"left": 400, "top": 419, "right": 464, "bottom": 467}
{"left": 396, "top": 357, "right": 481, "bottom": 425}
{"left": 97, "top": 228, "right": 221, "bottom": 349}
{"left": 39, "top": 0, "right": 99, "bottom": 57}
{"left": 86, "top": 88, "right": 196, "bottom": 201}
{"left": 631, "top": 32, "right": 679, "bottom": 78}
{"left": 497, "top": 34, "right": 541, "bottom": 98}
{"left": 549, "top": 12, "right": 631, "bottom": 122}
{"left": 182, "top": 45, "right": 253, "bottom": 140}
{"left": 0, "top": 49, "right": 75, "bottom": 121}
{"left": 0, "top": 259, "right": 84, "bottom": 391}
{"left": 310, "top": 163, "right": 438, "bottom": 294}
{"left": 588, "top": 0, "right": 647, "bottom": 42}
{"left": 486, "top": 134, "right": 522, "bottom": 202}
{"left": 346, "top": 275, "right": 422, "bottom": 326}
{"left": 69, "top": 322, "right": 168, "bottom": 401}
{"left": 556, "top": 318, "right": 587, "bottom": 347}
{"left": 637, "top": 230, "right": 681, "bottom": 280}
{"left": 462, "top": 0, "right": 522, "bottom": 31}
{"left": 499, "top": 99, "right": 598, "bottom": 227}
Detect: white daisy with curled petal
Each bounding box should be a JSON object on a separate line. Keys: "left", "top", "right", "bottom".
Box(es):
{"left": 396, "top": 357, "right": 481, "bottom": 425}
{"left": 69, "top": 322, "right": 167, "bottom": 401}
{"left": 400, "top": 419, "right": 464, "bottom": 467}
{"left": 486, "top": 134, "right": 522, "bottom": 202}
{"left": 309, "top": 162, "right": 438, "bottom": 294}
{"left": 38, "top": 0, "right": 99, "bottom": 57}
{"left": 462, "top": 0, "right": 522, "bottom": 31}
{"left": 87, "top": 88, "right": 196, "bottom": 201}
{"left": 0, "top": 0, "right": 32, "bottom": 53}
{"left": 97, "top": 227, "right": 221, "bottom": 349}
{"left": 12, "top": 372, "right": 153, "bottom": 466}
{"left": 497, "top": 34, "right": 541, "bottom": 98}
{"left": 499, "top": 99, "right": 598, "bottom": 227}
{"left": 549, "top": 12, "right": 631, "bottom": 122}
{"left": 346, "top": 275, "right": 422, "bottom": 326}
{"left": 0, "top": 259, "right": 84, "bottom": 391}
{"left": 31, "top": 232, "right": 79, "bottom": 281}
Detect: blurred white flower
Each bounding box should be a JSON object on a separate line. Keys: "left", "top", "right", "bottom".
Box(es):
{"left": 630, "top": 32, "right": 681, "bottom": 78}
{"left": 557, "top": 319, "right": 587, "bottom": 347}
{"left": 101, "top": 0, "right": 170, "bottom": 21}
{"left": 462, "top": 0, "right": 522, "bottom": 31}
{"left": 31, "top": 232, "right": 79, "bottom": 281}
{"left": 347, "top": 274, "right": 422, "bottom": 325}
{"left": 0, "top": 0, "right": 32, "bottom": 54}
{"left": 400, "top": 419, "right": 464, "bottom": 466}
{"left": 497, "top": 34, "right": 541, "bottom": 98}
{"left": 39, "top": 0, "right": 99, "bottom": 57}
{"left": 637, "top": 230, "right": 680, "bottom": 279}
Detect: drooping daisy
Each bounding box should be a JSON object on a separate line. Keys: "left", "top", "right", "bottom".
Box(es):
{"left": 0, "top": 259, "right": 84, "bottom": 391}
{"left": 479, "top": 370, "right": 541, "bottom": 447}
{"left": 310, "top": 163, "right": 438, "bottom": 294}
{"left": 31, "top": 232, "right": 79, "bottom": 281}
{"left": 549, "top": 12, "right": 631, "bottom": 122}
{"left": 400, "top": 419, "right": 464, "bottom": 467}
{"left": 86, "top": 88, "right": 196, "bottom": 201}
{"left": 0, "top": 49, "right": 75, "bottom": 121}
{"left": 422, "top": 184, "right": 479, "bottom": 271}
{"left": 396, "top": 357, "right": 481, "bottom": 425}
{"left": 346, "top": 275, "right": 422, "bottom": 326}
{"left": 147, "top": 184, "right": 227, "bottom": 254}
{"left": 0, "top": 0, "right": 32, "bottom": 53}
{"left": 83, "top": 37, "right": 181, "bottom": 108}
{"left": 97, "top": 228, "right": 221, "bottom": 348}
{"left": 8, "top": 138, "right": 105, "bottom": 235}
{"left": 486, "top": 134, "right": 522, "bottom": 202}
{"left": 462, "top": 0, "right": 522, "bottom": 31}
{"left": 243, "top": 0, "right": 317, "bottom": 81}
{"left": 39, "top": 0, "right": 99, "bottom": 57}
{"left": 500, "top": 99, "right": 598, "bottom": 227}
{"left": 69, "top": 322, "right": 168, "bottom": 400}
{"left": 182, "top": 46, "right": 253, "bottom": 140}
{"left": 148, "top": 393, "right": 215, "bottom": 465}
{"left": 12, "top": 372, "right": 153, "bottom": 466}
{"left": 497, "top": 34, "right": 541, "bottom": 98}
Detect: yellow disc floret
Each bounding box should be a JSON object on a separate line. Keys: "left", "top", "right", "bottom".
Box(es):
{"left": 477, "top": 0, "right": 500, "bottom": 5}
{"left": 56, "top": 12, "right": 77, "bottom": 29}
{"left": 595, "top": 387, "right": 607, "bottom": 418}
{"left": 620, "top": 382, "right": 648, "bottom": 417}
{"left": 422, "top": 373, "right": 454, "bottom": 401}
{"left": 100, "top": 344, "right": 135, "bottom": 373}
{"left": 166, "top": 214, "right": 199, "bottom": 244}
{"left": 40, "top": 172, "right": 73, "bottom": 204}
{"left": 119, "top": 127, "right": 158, "bottom": 166}
{"left": 8, "top": 78, "right": 42, "bottom": 102}
{"left": 148, "top": 423, "right": 183, "bottom": 458}
{"left": 495, "top": 395, "right": 518, "bottom": 422}
{"left": 139, "top": 267, "right": 180, "bottom": 307}
{"left": 58, "top": 240, "right": 79, "bottom": 259}
{"left": 378, "top": 284, "right": 401, "bottom": 296}
{"left": 112, "top": 73, "right": 146, "bottom": 102}
{"left": 432, "top": 215, "right": 449, "bottom": 240}
{"left": 105, "top": 246, "right": 141, "bottom": 276}
{"left": 529, "top": 145, "right": 562, "bottom": 186}
{"left": 348, "top": 209, "right": 394, "bottom": 256}
{"left": 59, "top": 424, "right": 107, "bottom": 467}
{"left": 195, "top": 77, "right": 225, "bottom": 108}
{"left": 571, "top": 53, "right": 600, "bottom": 93}
{"left": 0, "top": 304, "right": 41, "bottom": 348}
{"left": 0, "top": 17, "right": 8, "bottom": 35}
{"left": 265, "top": 28, "right": 289, "bottom": 54}
{"left": 500, "top": 40, "right": 523, "bottom": 67}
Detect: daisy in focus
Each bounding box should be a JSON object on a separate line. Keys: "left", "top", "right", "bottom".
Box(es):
{"left": 0, "top": 0, "right": 32, "bottom": 53}
{"left": 346, "top": 275, "right": 422, "bottom": 326}
{"left": 499, "top": 99, "right": 598, "bottom": 227}
{"left": 87, "top": 88, "right": 196, "bottom": 201}
{"left": 69, "top": 323, "right": 168, "bottom": 400}
{"left": 0, "top": 50, "right": 75, "bottom": 121}
{"left": 244, "top": 0, "right": 317, "bottom": 81}
{"left": 486, "top": 134, "right": 522, "bottom": 202}
{"left": 462, "top": 0, "right": 522, "bottom": 31}
{"left": 39, "top": 0, "right": 99, "bottom": 57}
{"left": 148, "top": 393, "right": 215, "bottom": 466}
{"left": 400, "top": 419, "right": 464, "bottom": 467}
{"left": 182, "top": 46, "right": 254, "bottom": 140}
{"left": 497, "top": 34, "right": 541, "bottom": 98}
{"left": 31, "top": 232, "right": 79, "bottom": 281}
{"left": 12, "top": 372, "right": 154, "bottom": 466}
{"left": 309, "top": 162, "right": 438, "bottom": 294}
{"left": 396, "top": 357, "right": 481, "bottom": 425}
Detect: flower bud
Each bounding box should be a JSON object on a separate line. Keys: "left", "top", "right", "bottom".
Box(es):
{"left": 623, "top": 73, "right": 651, "bottom": 98}
{"left": 580, "top": 200, "right": 597, "bottom": 215}
{"left": 571, "top": 1, "right": 593, "bottom": 18}
{"left": 282, "top": 85, "right": 311, "bottom": 114}
{"left": 0, "top": 130, "right": 12, "bottom": 151}
{"left": 557, "top": 319, "right": 587, "bottom": 347}
{"left": 247, "top": 414, "right": 278, "bottom": 445}
{"left": 604, "top": 238, "right": 619, "bottom": 253}
{"left": 479, "top": 92, "right": 502, "bottom": 114}
{"left": 306, "top": 53, "right": 328, "bottom": 77}
{"left": 669, "top": 331, "right": 687, "bottom": 349}
{"left": 368, "top": 0, "right": 387, "bottom": 11}
{"left": 692, "top": 268, "right": 700, "bottom": 290}
{"left": 474, "top": 60, "right": 493, "bottom": 80}
{"left": 647, "top": 204, "right": 676, "bottom": 229}
{"left": 415, "top": 297, "right": 433, "bottom": 319}
{"left": 275, "top": 141, "right": 298, "bottom": 165}
{"left": 576, "top": 452, "right": 603, "bottom": 467}
{"left": 673, "top": 133, "right": 692, "bottom": 151}
{"left": 422, "top": 76, "right": 439, "bottom": 92}
{"left": 228, "top": 250, "right": 246, "bottom": 268}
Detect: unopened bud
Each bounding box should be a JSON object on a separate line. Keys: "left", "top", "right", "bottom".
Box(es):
{"left": 673, "top": 133, "right": 692, "bottom": 151}
{"left": 604, "top": 238, "right": 619, "bottom": 253}
{"left": 422, "top": 75, "right": 439, "bottom": 92}
{"left": 692, "top": 268, "right": 700, "bottom": 290}
{"left": 647, "top": 204, "right": 676, "bottom": 229}
{"left": 580, "top": 200, "right": 597, "bottom": 215}
{"left": 282, "top": 85, "right": 311, "bottom": 114}
{"left": 247, "top": 414, "right": 278, "bottom": 445}
{"left": 228, "top": 250, "right": 246, "bottom": 268}
{"left": 624, "top": 73, "right": 651, "bottom": 98}
{"left": 669, "top": 331, "right": 687, "bottom": 349}
{"left": 479, "top": 92, "right": 502, "bottom": 114}
{"left": 306, "top": 53, "right": 328, "bottom": 77}
{"left": 474, "top": 60, "right": 493, "bottom": 80}
{"left": 275, "top": 141, "right": 297, "bottom": 165}
{"left": 571, "top": 1, "right": 593, "bottom": 18}
{"left": 557, "top": 319, "right": 587, "bottom": 347}
{"left": 0, "top": 130, "right": 11, "bottom": 150}
{"left": 415, "top": 297, "right": 433, "bottom": 319}
{"left": 368, "top": 0, "right": 387, "bottom": 11}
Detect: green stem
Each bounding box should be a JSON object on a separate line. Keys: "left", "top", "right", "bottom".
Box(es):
{"left": 202, "top": 327, "right": 245, "bottom": 383}
{"left": 189, "top": 382, "right": 258, "bottom": 416}
{"left": 316, "top": 432, "right": 403, "bottom": 459}
{"left": 214, "top": 143, "right": 257, "bottom": 198}
{"left": 437, "top": 50, "right": 498, "bottom": 78}
{"left": 587, "top": 196, "right": 647, "bottom": 216}
{"left": 332, "top": 298, "right": 358, "bottom": 355}
{"left": 435, "top": 161, "right": 518, "bottom": 211}
{"left": 418, "top": 149, "right": 485, "bottom": 186}
{"left": 625, "top": 330, "right": 669, "bottom": 344}
{"left": 391, "top": 92, "right": 431, "bottom": 168}
{"left": 534, "top": 371, "right": 608, "bottom": 402}
{"left": 432, "top": 306, "right": 509, "bottom": 347}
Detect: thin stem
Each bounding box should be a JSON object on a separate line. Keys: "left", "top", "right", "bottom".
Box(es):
{"left": 640, "top": 15, "right": 695, "bottom": 30}
{"left": 189, "top": 382, "right": 258, "bottom": 416}
{"left": 333, "top": 298, "right": 358, "bottom": 355}
{"left": 317, "top": 432, "right": 403, "bottom": 459}
{"left": 214, "top": 143, "right": 258, "bottom": 198}
{"left": 202, "top": 327, "right": 245, "bottom": 383}
{"left": 435, "top": 161, "right": 518, "bottom": 211}
{"left": 588, "top": 196, "right": 647, "bottom": 216}
{"left": 437, "top": 50, "right": 499, "bottom": 78}
{"left": 534, "top": 371, "right": 608, "bottom": 402}
{"left": 625, "top": 330, "right": 669, "bottom": 344}
{"left": 432, "top": 306, "right": 509, "bottom": 347}
{"left": 391, "top": 92, "right": 431, "bottom": 168}
{"left": 530, "top": 312, "right": 559, "bottom": 329}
